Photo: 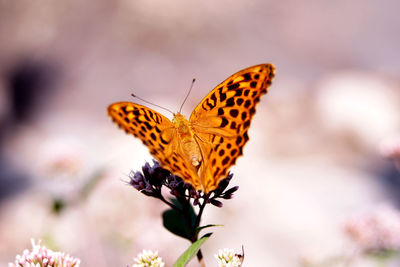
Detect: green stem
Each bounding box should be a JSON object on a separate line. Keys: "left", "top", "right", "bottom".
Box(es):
{"left": 158, "top": 192, "right": 180, "bottom": 211}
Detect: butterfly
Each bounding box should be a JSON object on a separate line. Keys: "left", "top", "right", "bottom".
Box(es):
{"left": 108, "top": 63, "right": 275, "bottom": 193}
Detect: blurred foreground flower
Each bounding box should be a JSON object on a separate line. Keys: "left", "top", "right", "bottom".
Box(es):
{"left": 133, "top": 250, "right": 165, "bottom": 267}
{"left": 215, "top": 248, "right": 243, "bottom": 267}
{"left": 380, "top": 137, "right": 400, "bottom": 159}
{"left": 380, "top": 137, "right": 400, "bottom": 172}
{"left": 344, "top": 204, "right": 400, "bottom": 253}
{"left": 9, "top": 239, "right": 80, "bottom": 267}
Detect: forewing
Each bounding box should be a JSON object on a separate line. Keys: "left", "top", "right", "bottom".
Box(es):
{"left": 189, "top": 63, "right": 275, "bottom": 192}
{"left": 108, "top": 102, "right": 201, "bottom": 189}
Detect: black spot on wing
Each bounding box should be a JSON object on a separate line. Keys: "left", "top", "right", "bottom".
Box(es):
{"left": 215, "top": 167, "right": 220, "bottom": 176}
{"left": 206, "top": 97, "right": 216, "bottom": 110}
{"left": 235, "top": 89, "right": 243, "bottom": 96}
{"left": 243, "top": 73, "right": 251, "bottom": 81}
{"left": 243, "top": 131, "right": 249, "bottom": 142}
{"left": 220, "top": 117, "right": 229, "bottom": 127}
{"left": 226, "top": 97, "right": 235, "bottom": 107}
{"left": 236, "top": 136, "right": 242, "bottom": 145}
{"left": 228, "top": 83, "right": 240, "bottom": 90}
{"left": 210, "top": 92, "right": 217, "bottom": 105}
{"left": 160, "top": 136, "right": 169, "bottom": 145}
{"left": 230, "top": 149, "right": 238, "bottom": 156}
{"left": 220, "top": 92, "right": 227, "bottom": 102}
{"left": 144, "top": 113, "right": 151, "bottom": 122}
{"left": 229, "top": 109, "right": 239, "bottom": 118}
{"left": 241, "top": 112, "right": 247, "bottom": 120}
{"left": 222, "top": 156, "right": 230, "bottom": 165}
{"left": 144, "top": 121, "right": 152, "bottom": 130}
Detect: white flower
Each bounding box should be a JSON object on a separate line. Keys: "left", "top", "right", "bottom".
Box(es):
{"left": 215, "top": 248, "right": 242, "bottom": 267}
{"left": 133, "top": 250, "right": 165, "bottom": 267}
{"left": 9, "top": 239, "right": 80, "bottom": 267}
{"left": 344, "top": 204, "right": 400, "bottom": 253}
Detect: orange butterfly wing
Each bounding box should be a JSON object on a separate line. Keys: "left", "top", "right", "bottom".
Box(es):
{"left": 107, "top": 102, "right": 201, "bottom": 189}
{"left": 190, "top": 63, "right": 275, "bottom": 192}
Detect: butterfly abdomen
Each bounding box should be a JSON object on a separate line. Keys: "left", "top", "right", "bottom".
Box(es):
{"left": 173, "top": 113, "right": 202, "bottom": 168}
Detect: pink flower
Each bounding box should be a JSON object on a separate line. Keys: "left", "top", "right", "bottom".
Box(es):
{"left": 344, "top": 205, "right": 400, "bottom": 253}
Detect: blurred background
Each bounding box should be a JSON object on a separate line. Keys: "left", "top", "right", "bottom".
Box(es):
{"left": 0, "top": 0, "right": 399, "bottom": 266}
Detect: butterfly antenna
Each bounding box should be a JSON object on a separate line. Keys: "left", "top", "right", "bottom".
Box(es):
{"left": 131, "top": 93, "right": 174, "bottom": 115}
{"left": 179, "top": 78, "right": 196, "bottom": 113}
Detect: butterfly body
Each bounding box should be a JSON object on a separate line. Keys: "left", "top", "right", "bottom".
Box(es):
{"left": 172, "top": 113, "right": 202, "bottom": 167}
{"left": 108, "top": 63, "right": 275, "bottom": 193}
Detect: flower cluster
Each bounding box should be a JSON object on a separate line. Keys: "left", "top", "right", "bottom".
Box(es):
{"left": 128, "top": 160, "right": 238, "bottom": 207}
{"left": 215, "top": 248, "right": 243, "bottom": 267}
{"left": 344, "top": 204, "right": 400, "bottom": 253}
{"left": 9, "top": 239, "right": 80, "bottom": 267}
{"left": 129, "top": 161, "right": 171, "bottom": 197}
{"left": 132, "top": 250, "right": 165, "bottom": 267}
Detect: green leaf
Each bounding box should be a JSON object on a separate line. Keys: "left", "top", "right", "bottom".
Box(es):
{"left": 162, "top": 209, "right": 191, "bottom": 240}
{"left": 171, "top": 198, "right": 196, "bottom": 225}
{"left": 196, "top": 224, "right": 223, "bottom": 235}
{"left": 162, "top": 198, "right": 196, "bottom": 240}
{"left": 173, "top": 233, "right": 212, "bottom": 267}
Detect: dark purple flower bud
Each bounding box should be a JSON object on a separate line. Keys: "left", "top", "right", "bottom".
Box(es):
{"left": 141, "top": 162, "right": 151, "bottom": 178}
{"left": 222, "top": 186, "right": 239, "bottom": 199}
{"left": 210, "top": 199, "right": 223, "bottom": 208}
{"left": 129, "top": 171, "right": 145, "bottom": 190}
{"left": 148, "top": 164, "right": 169, "bottom": 186}
{"left": 222, "top": 194, "right": 233, "bottom": 199}
{"left": 211, "top": 172, "right": 234, "bottom": 197}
